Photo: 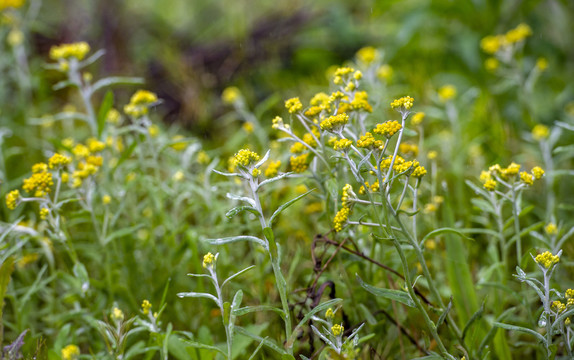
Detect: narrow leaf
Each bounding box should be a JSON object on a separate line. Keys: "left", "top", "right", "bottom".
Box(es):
{"left": 268, "top": 189, "right": 314, "bottom": 226}
{"left": 356, "top": 274, "right": 415, "bottom": 307}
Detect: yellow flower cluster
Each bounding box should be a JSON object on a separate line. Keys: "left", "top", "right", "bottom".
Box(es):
{"left": 399, "top": 143, "right": 418, "bottom": 157}
{"left": 552, "top": 301, "right": 566, "bottom": 314}
{"left": 338, "top": 91, "right": 372, "bottom": 113}
{"left": 331, "top": 324, "right": 344, "bottom": 336}
{"left": 356, "top": 46, "right": 379, "bottom": 64}
{"left": 545, "top": 223, "right": 557, "bottom": 235}
{"left": 61, "top": 344, "right": 80, "bottom": 360}
{"left": 49, "top": 42, "right": 90, "bottom": 61}
{"left": 480, "top": 23, "right": 532, "bottom": 54}
{"left": 377, "top": 64, "right": 393, "bottom": 81}
{"left": 232, "top": 149, "right": 260, "bottom": 168}
{"left": 265, "top": 160, "right": 281, "bottom": 177}
{"left": 290, "top": 142, "right": 306, "bottom": 154}
{"left": 106, "top": 108, "right": 121, "bottom": 124}
{"left": 203, "top": 252, "right": 215, "bottom": 268}
{"left": 290, "top": 153, "right": 310, "bottom": 173}
{"left": 48, "top": 153, "right": 71, "bottom": 169}
{"left": 320, "top": 113, "right": 349, "bottom": 132}
{"left": 0, "top": 0, "right": 24, "bottom": 10}
{"left": 333, "top": 185, "right": 354, "bottom": 232}
{"left": 111, "top": 307, "right": 124, "bottom": 322}
{"left": 325, "top": 307, "right": 335, "bottom": 320}
{"left": 356, "top": 132, "right": 383, "bottom": 149}
{"left": 485, "top": 163, "right": 544, "bottom": 186}
{"left": 380, "top": 155, "right": 405, "bottom": 171}
{"left": 333, "top": 138, "right": 352, "bottom": 151}
{"left": 39, "top": 207, "right": 49, "bottom": 220}
{"left": 532, "top": 124, "right": 549, "bottom": 141}
{"left": 535, "top": 251, "right": 560, "bottom": 269}
{"left": 272, "top": 116, "right": 289, "bottom": 130}
{"left": 374, "top": 120, "right": 402, "bottom": 137}
{"left": 23, "top": 164, "right": 53, "bottom": 197}
{"left": 142, "top": 299, "right": 152, "bottom": 315}
{"left": 333, "top": 67, "right": 362, "bottom": 85}
{"left": 222, "top": 86, "right": 241, "bottom": 105}
{"left": 71, "top": 145, "right": 104, "bottom": 188}
{"left": 390, "top": 96, "right": 414, "bottom": 110}
{"left": 438, "top": 85, "right": 457, "bottom": 102}
{"left": 285, "top": 97, "right": 303, "bottom": 114}
{"left": 359, "top": 180, "right": 380, "bottom": 194}
{"left": 520, "top": 171, "right": 534, "bottom": 185}
{"left": 566, "top": 289, "right": 574, "bottom": 299}
{"left": 124, "top": 90, "right": 159, "bottom": 117}
{"left": 5, "top": 189, "right": 20, "bottom": 210}
{"left": 411, "top": 112, "right": 425, "bottom": 125}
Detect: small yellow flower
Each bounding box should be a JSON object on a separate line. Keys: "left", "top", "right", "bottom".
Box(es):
{"left": 373, "top": 120, "right": 401, "bottom": 137}
{"left": 251, "top": 168, "right": 261, "bottom": 177}
{"left": 428, "top": 150, "right": 438, "bottom": 160}
{"left": 102, "top": 195, "right": 112, "bottom": 205}
{"left": 438, "top": 85, "right": 457, "bottom": 102}
{"left": 49, "top": 42, "right": 90, "bottom": 61}
{"left": 6, "top": 189, "right": 20, "bottom": 210}
{"left": 333, "top": 138, "right": 353, "bottom": 151}
{"left": 148, "top": 124, "right": 160, "bottom": 137}
{"left": 483, "top": 179, "right": 497, "bottom": 191}
{"left": 356, "top": 46, "right": 379, "bottom": 64}
{"left": 142, "top": 299, "right": 152, "bottom": 315}
{"left": 532, "top": 124, "right": 549, "bottom": 141}
{"left": 106, "top": 108, "right": 121, "bottom": 124}
{"left": 485, "top": 57, "right": 499, "bottom": 72}
{"left": 532, "top": 166, "right": 544, "bottom": 180}
{"left": 391, "top": 96, "right": 414, "bottom": 111}
{"left": 61, "top": 344, "right": 80, "bottom": 360}
{"left": 173, "top": 170, "right": 184, "bottom": 182}
{"left": 290, "top": 153, "right": 310, "bottom": 173}
{"left": 377, "top": 64, "right": 393, "bottom": 81}
{"left": 111, "top": 307, "right": 124, "bottom": 322}
{"left": 203, "top": 252, "right": 216, "bottom": 269}
{"left": 39, "top": 207, "right": 49, "bottom": 220}
{"left": 520, "top": 171, "right": 534, "bottom": 185}
{"left": 232, "top": 149, "right": 260, "bottom": 168}
{"left": 7, "top": 29, "right": 23, "bottom": 47}
{"left": 197, "top": 151, "right": 211, "bottom": 165}
{"left": 320, "top": 113, "right": 349, "bottom": 132}
{"left": 535, "top": 251, "right": 560, "bottom": 269}
{"left": 48, "top": 153, "right": 71, "bottom": 169}
{"left": 411, "top": 112, "right": 425, "bottom": 125}
{"left": 425, "top": 239, "right": 437, "bottom": 250}
{"left": 124, "top": 90, "right": 158, "bottom": 117}
{"left": 552, "top": 300, "right": 566, "bottom": 314}
{"left": 222, "top": 86, "right": 241, "bottom": 105}
{"left": 544, "top": 223, "right": 557, "bottom": 236}
{"left": 331, "top": 324, "right": 344, "bottom": 336}
{"left": 242, "top": 122, "right": 254, "bottom": 134}
{"left": 565, "top": 289, "right": 574, "bottom": 299}
{"left": 285, "top": 97, "right": 303, "bottom": 114}
{"left": 536, "top": 57, "right": 548, "bottom": 71}
{"left": 325, "top": 308, "right": 335, "bottom": 320}
{"left": 264, "top": 160, "right": 281, "bottom": 178}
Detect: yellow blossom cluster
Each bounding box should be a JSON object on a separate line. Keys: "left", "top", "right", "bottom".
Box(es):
{"left": 483, "top": 163, "right": 544, "bottom": 188}
{"left": 532, "top": 124, "right": 549, "bottom": 141}
{"left": 142, "top": 299, "right": 152, "bottom": 315}
{"left": 438, "top": 85, "right": 457, "bottom": 102}
{"left": 390, "top": 96, "right": 414, "bottom": 111}
{"left": 48, "top": 153, "right": 71, "bottom": 169}
{"left": 356, "top": 132, "right": 383, "bottom": 149}
{"left": 23, "top": 164, "right": 53, "bottom": 197}
{"left": 203, "top": 252, "right": 215, "bottom": 268}
{"left": 333, "top": 185, "right": 354, "bottom": 232}
{"left": 356, "top": 46, "right": 379, "bottom": 64}
{"left": 111, "top": 307, "right": 124, "bottom": 322}
{"left": 0, "top": 0, "right": 24, "bottom": 10}
{"left": 325, "top": 307, "right": 335, "bottom": 320}
{"left": 49, "top": 42, "right": 90, "bottom": 61}
{"left": 411, "top": 112, "right": 425, "bottom": 125}
{"left": 285, "top": 97, "right": 303, "bottom": 114}
{"left": 347, "top": 91, "right": 372, "bottom": 113}
{"left": 222, "top": 86, "right": 241, "bottom": 105}
{"left": 5, "top": 189, "right": 20, "bottom": 209}
{"left": 265, "top": 160, "right": 281, "bottom": 177}
{"left": 61, "top": 344, "right": 80, "bottom": 360}
{"left": 290, "top": 153, "right": 310, "bottom": 173}
{"left": 377, "top": 64, "right": 393, "bottom": 81}
{"left": 272, "top": 116, "right": 289, "bottom": 130}
{"left": 333, "top": 138, "right": 352, "bottom": 151}
{"left": 331, "top": 324, "right": 344, "bottom": 336}
{"left": 552, "top": 301, "right": 566, "bottom": 314}
{"left": 320, "top": 113, "right": 349, "bottom": 132}
{"left": 535, "top": 251, "right": 560, "bottom": 269}
{"left": 359, "top": 180, "right": 380, "bottom": 194}
{"left": 124, "top": 90, "right": 159, "bottom": 117}
{"left": 480, "top": 23, "right": 532, "bottom": 54}
{"left": 399, "top": 143, "right": 419, "bottom": 157}
{"left": 545, "top": 223, "right": 557, "bottom": 236}
{"left": 232, "top": 149, "right": 260, "bottom": 168}
{"left": 374, "top": 120, "right": 402, "bottom": 137}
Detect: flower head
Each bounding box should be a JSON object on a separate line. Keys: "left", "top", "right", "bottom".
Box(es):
{"left": 285, "top": 97, "right": 303, "bottom": 114}
{"left": 391, "top": 96, "right": 414, "bottom": 111}
{"left": 111, "top": 307, "right": 124, "bottom": 322}
{"left": 331, "top": 324, "right": 344, "bottom": 336}
{"left": 356, "top": 46, "right": 379, "bottom": 65}
{"left": 203, "top": 252, "right": 216, "bottom": 269}
{"left": 373, "top": 120, "right": 401, "bottom": 137}
{"left": 532, "top": 125, "right": 549, "bottom": 141}
{"left": 222, "top": 86, "right": 241, "bottom": 105}
{"left": 265, "top": 160, "right": 281, "bottom": 178}
{"left": 535, "top": 251, "right": 560, "bottom": 269}
{"left": 6, "top": 190, "right": 20, "bottom": 210}
{"left": 50, "top": 42, "right": 90, "bottom": 61}
{"left": 142, "top": 299, "right": 152, "bottom": 315}
{"left": 124, "top": 90, "right": 159, "bottom": 117}
{"left": 545, "top": 223, "right": 557, "bottom": 236}
{"left": 438, "top": 85, "right": 457, "bottom": 102}
{"left": 320, "top": 113, "right": 349, "bottom": 133}
{"left": 61, "top": 345, "right": 80, "bottom": 360}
